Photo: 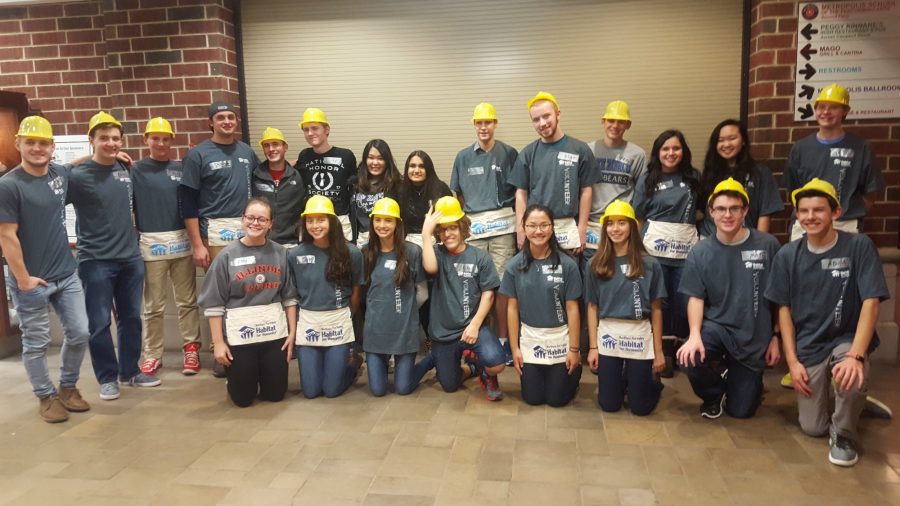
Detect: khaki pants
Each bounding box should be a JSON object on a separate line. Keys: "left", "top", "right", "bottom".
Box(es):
{"left": 468, "top": 234, "right": 516, "bottom": 280}
{"left": 797, "top": 341, "right": 868, "bottom": 441}
{"left": 203, "top": 239, "right": 227, "bottom": 352}
{"left": 141, "top": 255, "right": 200, "bottom": 361}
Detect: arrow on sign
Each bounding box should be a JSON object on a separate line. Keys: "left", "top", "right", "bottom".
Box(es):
{"left": 800, "top": 43, "right": 818, "bottom": 61}
{"left": 799, "top": 85, "right": 815, "bottom": 100}
{"left": 798, "top": 104, "right": 814, "bottom": 120}
{"left": 799, "top": 63, "right": 816, "bottom": 80}
{"left": 801, "top": 24, "right": 818, "bottom": 41}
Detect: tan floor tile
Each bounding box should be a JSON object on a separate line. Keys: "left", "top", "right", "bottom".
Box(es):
{"left": 508, "top": 480, "right": 580, "bottom": 506}
{"left": 220, "top": 486, "right": 298, "bottom": 505}
{"left": 580, "top": 484, "right": 621, "bottom": 505}
{"left": 269, "top": 471, "right": 309, "bottom": 490}
{"left": 316, "top": 458, "right": 383, "bottom": 477}
{"left": 710, "top": 447, "right": 783, "bottom": 475}
{"left": 362, "top": 494, "right": 435, "bottom": 506}
{"left": 663, "top": 420, "right": 736, "bottom": 449}
{"left": 326, "top": 431, "right": 396, "bottom": 459}
{"left": 153, "top": 483, "right": 230, "bottom": 506}
{"left": 642, "top": 446, "right": 684, "bottom": 475}
{"left": 188, "top": 441, "right": 272, "bottom": 471}
{"left": 379, "top": 445, "right": 451, "bottom": 479}
{"left": 579, "top": 454, "right": 650, "bottom": 488}
{"left": 477, "top": 450, "right": 513, "bottom": 481}
{"left": 369, "top": 475, "right": 442, "bottom": 496}
{"left": 449, "top": 436, "right": 484, "bottom": 464}
{"left": 293, "top": 472, "right": 372, "bottom": 503}
{"left": 618, "top": 488, "right": 657, "bottom": 506}
{"left": 605, "top": 419, "right": 671, "bottom": 446}
{"left": 575, "top": 428, "right": 610, "bottom": 455}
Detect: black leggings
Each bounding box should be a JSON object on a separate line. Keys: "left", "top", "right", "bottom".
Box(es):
{"left": 226, "top": 338, "right": 288, "bottom": 407}
{"left": 520, "top": 362, "right": 582, "bottom": 407}
{"left": 597, "top": 355, "right": 661, "bottom": 416}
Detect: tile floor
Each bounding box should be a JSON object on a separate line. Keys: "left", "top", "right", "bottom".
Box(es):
{"left": 0, "top": 350, "right": 898, "bottom": 505}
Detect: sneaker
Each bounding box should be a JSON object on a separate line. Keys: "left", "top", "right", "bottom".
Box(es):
{"left": 39, "top": 395, "right": 69, "bottom": 423}
{"left": 828, "top": 432, "right": 859, "bottom": 467}
{"left": 780, "top": 372, "right": 793, "bottom": 389}
{"left": 477, "top": 370, "right": 503, "bottom": 401}
{"left": 212, "top": 360, "right": 227, "bottom": 378}
{"left": 140, "top": 358, "right": 161, "bottom": 375}
{"left": 863, "top": 395, "right": 893, "bottom": 420}
{"left": 700, "top": 394, "right": 725, "bottom": 419}
{"left": 58, "top": 386, "right": 90, "bottom": 412}
{"left": 182, "top": 343, "right": 201, "bottom": 375}
{"left": 126, "top": 372, "right": 161, "bottom": 388}
{"left": 462, "top": 349, "right": 481, "bottom": 380}
{"left": 99, "top": 382, "right": 120, "bottom": 401}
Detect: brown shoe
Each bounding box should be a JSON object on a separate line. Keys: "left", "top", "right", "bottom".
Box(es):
{"left": 39, "top": 395, "right": 69, "bottom": 423}
{"left": 58, "top": 386, "right": 91, "bottom": 412}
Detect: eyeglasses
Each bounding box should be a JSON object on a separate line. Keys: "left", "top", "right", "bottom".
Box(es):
{"left": 710, "top": 206, "right": 745, "bottom": 216}
{"left": 524, "top": 223, "right": 553, "bottom": 231}
{"left": 243, "top": 215, "right": 270, "bottom": 224}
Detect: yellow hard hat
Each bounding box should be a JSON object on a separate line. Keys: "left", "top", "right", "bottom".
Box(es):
{"left": 602, "top": 100, "right": 631, "bottom": 122}
{"left": 299, "top": 108, "right": 329, "bottom": 128}
{"left": 258, "top": 127, "right": 287, "bottom": 149}
{"left": 708, "top": 177, "right": 750, "bottom": 205}
{"left": 472, "top": 102, "right": 498, "bottom": 123}
{"left": 814, "top": 84, "right": 850, "bottom": 108}
{"left": 791, "top": 178, "right": 839, "bottom": 208}
{"left": 16, "top": 116, "right": 54, "bottom": 141}
{"left": 526, "top": 91, "right": 559, "bottom": 110}
{"left": 144, "top": 117, "right": 174, "bottom": 137}
{"left": 370, "top": 197, "right": 401, "bottom": 219}
{"left": 434, "top": 196, "right": 465, "bottom": 224}
{"left": 600, "top": 200, "right": 637, "bottom": 225}
{"left": 88, "top": 111, "right": 122, "bottom": 136}
{"left": 301, "top": 195, "right": 336, "bottom": 217}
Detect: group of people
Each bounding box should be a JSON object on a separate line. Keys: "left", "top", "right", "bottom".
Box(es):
{"left": 0, "top": 83, "right": 889, "bottom": 468}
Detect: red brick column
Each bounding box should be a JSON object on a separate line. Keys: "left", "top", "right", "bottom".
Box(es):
{"left": 747, "top": 0, "right": 900, "bottom": 247}
{"left": 0, "top": 0, "right": 239, "bottom": 160}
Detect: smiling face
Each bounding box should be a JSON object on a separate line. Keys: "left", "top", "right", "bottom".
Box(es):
{"left": 209, "top": 111, "right": 237, "bottom": 138}
{"left": 372, "top": 215, "right": 397, "bottom": 242}
{"left": 90, "top": 126, "right": 122, "bottom": 164}
{"left": 709, "top": 194, "right": 748, "bottom": 235}
{"left": 305, "top": 214, "right": 330, "bottom": 243}
{"left": 474, "top": 120, "right": 497, "bottom": 144}
{"left": 715, "top": 124, "right": 743, "bottom": 165}
{"left": 262, "top": 139, "right": 286, "bottom": 164}
{"left": 406, "top": 155, "right": 427, "bottom": 184}
{"left": 603, "top": 118, "right": 630, "bottom": 143}
{"left": 523, "top": 209, "right": 553, "bottom": 249}
{"left": 242, "top": 202, "right": 272, "bottom": 240}
{"left": 796, "top": 195, "right": 840, "bottom": 237}
{"left": 438, "top": 223, "right": 463, "bottom": 252}
{"left": 605, "top": 217, "right": 631, "bottom": 247}
{"left": 658, "top": 135, "right": 683, "bottom": 172}
{"left": 16, "top": 136, "right": 55, "bottom": 169}
{"left": 529, "top": 100, "right": 560, "bottom": 141}
{"left": 302, "top": 122, "right": 329, "bottom": 150}
{"left": 366, "top": 146, "right": 385, "bottom": 178}
{"left": 815, "top": 101, "right": 847, "bottom": 130}
{"left": 144, "top": 133, "right": 173, "bottom": 161}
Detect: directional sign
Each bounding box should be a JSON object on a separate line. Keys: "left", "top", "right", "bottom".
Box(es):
{"left": 795, "top": 2, "right": 900, "bottom": 120}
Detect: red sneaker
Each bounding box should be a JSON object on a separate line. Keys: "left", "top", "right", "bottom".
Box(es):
{"left": 140, "top": 358, "right": 161, "bottom": 375}
{"left": 182, "top": 343, "right": 201, "bottom": 375}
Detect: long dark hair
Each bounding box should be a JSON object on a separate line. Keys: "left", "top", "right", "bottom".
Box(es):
{"left": 701, "top": 119, "right": 759, "bottom": 199}
{"left": 519, "top": 204, "right": 567, "bottom": 272}
{"left": 363, "top": 216, "right": 412, "bottom": 287}
{"left": 590, "top": 217, "right": 645, "bottom": 280}
{"left": 644, "top": 129, "right": 699, "bottom": 198}
{"left": 357, "top": 139, "right": 401, "bottom": 194}
{"left": 300, "top": 214, "right": 353, "bottom": 287}
{"left": 399, "top": 150, "right": 445, "bottom": 203}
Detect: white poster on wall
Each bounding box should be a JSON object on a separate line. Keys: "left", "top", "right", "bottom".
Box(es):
{"left": 795, "top": 1, "right": 900, "bottom": 120}
{"left": 52, "top": 135, "right": 91, "bottom": 245}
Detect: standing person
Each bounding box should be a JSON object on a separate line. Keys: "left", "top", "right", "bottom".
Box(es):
{"left": 398, "top": 150, "right": 452, "bottom": 246}
{"left": 698, "top": 119, "right": 782, "bottom": 237}
{"left": 502, "top": 204, "right": 582, "bottom": 407}
{"left": 584, "top": 200, "right": 666, "bottom": 415}
{"left": 585, "top": 100, "right": 647, "bottom": 253}
{"left": 632, "top": 130, "right": 701, "bottom": 376}
{"left": 785, "top": 84, "right": 884, "bottom": 241}
{"left": 0, "top": 116, "right": 91, "bottom": 422}
{"left": 451, "top": 102, "right": 519, "bottom": 364}
{"left": 766, "top": 179, "right": 889, "bottom": 467}
{"left": 289, "top": 196, "right": 365, "bottom": 398}
{"left": 352, "top": 139, "right": 401, "bottom": 247}
{"left": 180, "top": 101, "right": 259, "bottom": 377}
{"left": 198, "top": 198, "right": 298, "bottom": 407}
{"left": 252, "top": 127, "right": 306, "bottom": 246}
{"left": 421, "top": 196, "right": 506, "bottom": 400}
{"left": 295, "top": 108, "right": 357, "bottom": 241}
{"left": 361, "top": 198, "right": 434, "bottom": 396}
{"left": 509, "top": 91, "right": 597, "bottom": 253}
{"left": 132, "top": 117, "right": 202, "bottom": 376}
{"left": 676, "top": 178, "right": 782, "bottom": 419}
{"left": 67, "top": 111, "right": 159, "bottom": 401}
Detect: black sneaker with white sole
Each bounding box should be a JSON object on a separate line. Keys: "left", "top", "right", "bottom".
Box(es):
{"left": 828, "top": 433, "right": 859, "bottom": 467}
{"left": 700, "top": 394, "right": 725, "bottom": 419}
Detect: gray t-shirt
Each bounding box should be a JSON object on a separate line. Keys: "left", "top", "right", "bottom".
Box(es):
{"left": 633, "top": 170, "right": 700, "bottom": 266}
{"left": 509, "top": 135, "right": 598, "bottom": 219}
{"left": 363, "top": 243, "right": 426, "bottom": 355}
{"left": 500, "top": 252, "right": 582, "bottom": 328}
{"left": 0, "top": 163, "right": 75, "bottom": 282}
{"left": 198, "top": 240, "right": 298, "bottom": 345}
{"left": 428, "top": 244, "right": 500, "bottom": 342}
{"left": 450, "top": 140, "right": 518, "bottom": 213}
{"left": 66, "top": 160, "right": 141, "bottom": 262}
{"left": 698, "top": 164, "right": 784, "bottom": 237}
{"left": 131, "top": 158, "right": 184, "bottom": 233}
{"left": 180, "top": 139, "right": 259, "bottom": 237}
{"left": 287, "top": 242, "right": 364, "bottom": 310}
{"left": 583, "top": 255, "right": 666, "bottom": 320}
{"left": 679, "top": 229, "right": 781, "bottom": 371}
{"left": 785, "top": 132, "right": 883, "bottom": 220}
{"left": 295, "top": 146, "right": 357, "bottom": 216}
{"left": 765, "top": 231, "right": 889, "bottom": 367}
{"left": 587, "top": 140, "right": 647, "bottom": 220}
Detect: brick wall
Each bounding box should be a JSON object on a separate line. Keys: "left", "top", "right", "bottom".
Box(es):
{"left": 747, "top": 0, "right": 900, "bottom": 248}
{"left": 0, "top": 0, "right": 239, "bottom": 160}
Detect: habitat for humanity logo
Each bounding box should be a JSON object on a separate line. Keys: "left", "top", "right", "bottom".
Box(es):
{"left": 219, "top": 229, "right": 245, "bottom": 241}
{"left": 238, "top": 323, "right": 277, "bottom": 341}
{"left": 532, "top": 344, "right": 566, "bottom": 360}
{"left": 305, "top": 328, "right": 319, "bottom": 342}
{"left": 586, "top": 230, "right": 600, "bottom": 245}
{"left": 148, "top": 242, "right": 190, "bottom": 256}
{"left": 601, "top": 333, "right": 645, "bottom": 353}
{"left": 304, "top": 326, "right": 345, "bottom": 343}
{"left": 653, "top": 238, "right": 690, "bottom": 255}
{"left": 471, "top": 219, "right": 512, "bottom": 235}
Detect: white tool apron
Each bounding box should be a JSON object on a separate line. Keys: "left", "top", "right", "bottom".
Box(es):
{"left": 554, "top": 217, "right": 581, "bottom": 250}
{"left": 584, "top": 220, "right": 603, "bottom": 250}
{"left": 207, "top": 217, "right": 245, "bottom": 246}
{"left": 642, "top": 221, "right": 698, "bottom": 260}
{"left": 597, "top": 318, "right": 654, "bottom": 360}
{"left": 468, "top": 208, "right": 517, "bottom": 240}
{"left": 224, "top": 302, "right": 288, "bottom": 346}
{"left": 139, "top": 229, "right": 192, "bottom": 261}
{"left": 519, "top": 323, "right": 569, "bottom": 365}
{"left": 297, "top": 306, "right": 355, "bottom": 347}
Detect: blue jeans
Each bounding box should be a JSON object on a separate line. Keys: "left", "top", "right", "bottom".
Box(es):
{"left": 681, "top": 326, "right": 763, "bottom": 418}
{"left": 78, "top": 257, "right": 145, "bottom": 384}
{"left": 366, "top": 352, "right": 434, "bottom": 396}
{"left": 430, "top": 326, "right": 504, "bottom": 393}
{"left": 297, "top": 343, "right": 359, "bottom": 398}
{"left": 597, "top": 355, "right": 662, "bottom": 416}
{"left": 9, "top": 272, "right": 89, "bottom": 398}
{"left": 660, "top": 263, "right": 688, "bottom": 339}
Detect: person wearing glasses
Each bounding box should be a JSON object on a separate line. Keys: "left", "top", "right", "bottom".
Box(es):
{"left": 676, "top": 179, "right": 781, "bottom": 419}
{"left": 198, "top": 198, "right": 298, "bottom": 407}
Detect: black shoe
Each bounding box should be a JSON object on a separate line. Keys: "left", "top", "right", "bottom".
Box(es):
{"left": 212, "top": 361, "right": 227, "bottom": 378}
{"left": 700, "top": 395, "right": 725, "bottom": 419}
{"left": 660, "top": 355, "right": 674, "bottom": 379}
